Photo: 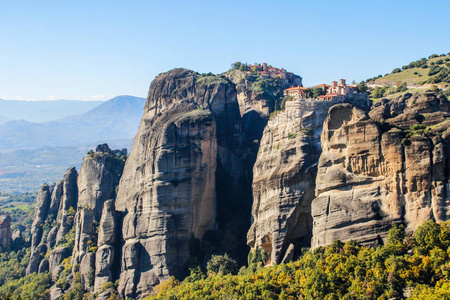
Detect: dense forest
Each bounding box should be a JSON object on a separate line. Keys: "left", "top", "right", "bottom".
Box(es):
{"left": 143, "top": 221, "right": 450, "bottom": 300}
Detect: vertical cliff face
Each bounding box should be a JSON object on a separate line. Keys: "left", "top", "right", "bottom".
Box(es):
{"left": 72, "top": 144, "right": 125, "bottom": 291}
{"left": 311, "top": 104, "right": 391, "bottom": 247}
{"left": 77, "top": 144, "right": 122, "bottom": 220}
{"left": 115, "top": 69, "right": 244, "bottom": 299}
{"left": 94, "top": 199, "right": 117, "bottom": 293}
{"left": 248, "top": 91, "right": 450, "bottom": 260}
{"left": 312, "top": 93, "right": 450, "bottom": 247}
{"left": 55, "top": 168, "right": 78, "bottom": 243}
{"left": 247, "top": 100, "right": 338, "bottom": 264}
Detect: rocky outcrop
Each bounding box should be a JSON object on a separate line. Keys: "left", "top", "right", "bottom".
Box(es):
{"left": 30, "top": 184, "right": 52, "bottom": 252}
{"left": 77, "top": 144, "right": 123, "bottom": 220}
{"left": 369, "top": 92, "right": 450, "bottom": 129}
{"left": 26, "top": 168, "right": 78, "bottom": 275}
{"left": 312, "top": 95, "right": 450, "bottom": 247}
{"left": 247, "top": 99, "right": 336, "bottom": 263}
{"left": 226, "top": 68, "right": 302, "bottom": 142}
{"left": 248, "top": 91, "right": 450, "bottom": 258}
{"left": 26, "top": 144, "right": 125, "bottom": 297}
{"left": 94, "top": 200, "right": 117, "bottom": 293}
{"left": 72, "top": 145, "right": 124, "bottom": 291}
{"left": 49, "top": 247, "right": 70, "bottom": 271}
{"left": 28, "top": 65, "right": 450, "bottom": 299}
{"left": 55, "top": 167, "right": 78, "bottom": 243}
{"left": 115, "top": 69, "right": 245, "bottom": 298}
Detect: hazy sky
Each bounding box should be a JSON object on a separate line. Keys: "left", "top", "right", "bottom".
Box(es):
{"left": 1, "top": 0, "right": 449, "bottom": 101}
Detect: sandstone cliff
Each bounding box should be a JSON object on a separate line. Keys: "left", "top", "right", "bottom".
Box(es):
{"left": 312, "top": 92, "right": 450, "bottom": 247}
{"left": 115, "top": 69, "right": 245, "bottom": 298}
{"left": 247, "top": 99, "right": 340, "bottom": 264}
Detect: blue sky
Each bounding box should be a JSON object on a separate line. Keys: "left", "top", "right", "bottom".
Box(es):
{"left": 0, "top": 0, "right": 449, "bottom": 101}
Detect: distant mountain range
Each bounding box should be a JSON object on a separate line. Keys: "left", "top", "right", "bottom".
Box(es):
{"left": 0, "top": 95, "right": 146, "bottom": 150}
{"left": 0, "top": 114, "right": 12, "bottom": 125}
{"left": 0, "top": 99, "right": 103, "bottom": 123}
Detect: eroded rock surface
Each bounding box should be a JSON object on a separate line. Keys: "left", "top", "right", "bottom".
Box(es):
{"left": 94, "top": 200, "right": 117, "bottom": 293}
{"left": 247, "top": 99, "right": 338, "bottom": 263}
{"left": 115, "top": 68, "right": 244, "bottom": 298}
{"left": 225, "top": 67, "right": 302, "bottom": 142}
{"left": 312, "top": 96, "right": 450, "bottom": 247}
{"left": 72, "top": 145, "right": 124, "bottom": 292}
{"left": 26, "top": 168, "right": 78, "bottom": 275}
{"left": 55, "top": 167, "right": 78, "bottom": 243}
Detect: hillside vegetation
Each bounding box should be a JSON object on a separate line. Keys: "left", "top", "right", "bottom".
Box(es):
{"left": 367, "top": 53, "right": 450, "bottom": 88}
{"left": 365, "top": 53, "right": 450, "bottom": 102}
{"left": 146, "top": 221, "right": 450, "bottom": 300}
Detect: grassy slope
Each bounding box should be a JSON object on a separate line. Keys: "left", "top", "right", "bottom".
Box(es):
{"left": 373, "top": 56, "right": 450, "bottom": 88}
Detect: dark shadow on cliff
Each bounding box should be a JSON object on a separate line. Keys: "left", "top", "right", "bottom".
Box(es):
{"left": 242, "top": 110, "right": 268, "bottom": 143}
{"left": 200, "top": 159, "right": 253, "bottom": 267}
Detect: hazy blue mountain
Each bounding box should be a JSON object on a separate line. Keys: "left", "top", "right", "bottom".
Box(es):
{"left": 0, "top": 95, "right": 146, "bottom": 150}
{"left": 0, "top": 99, "right": 103, "bottom": 123}
{"left": 0, "top": 114, "right": 12, "bottom": 125}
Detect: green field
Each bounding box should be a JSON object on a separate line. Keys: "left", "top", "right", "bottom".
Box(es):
{"left": 0, "top": 202, "right": 32, "bottom": 213}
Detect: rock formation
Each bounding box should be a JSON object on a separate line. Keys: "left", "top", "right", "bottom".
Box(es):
{"left": 312, "top": 92, "right": 450, "bottom": 247}
{"left": 24, "top": 144, "right": 125, "bottom": 300}
{"left": 247, "top": 99, "right": 339, "bottom": 264}
{"left": 22, "top": 61, "right": 450, "bottom": 300}
{"left": 225, "top": 66, "right": 302, "bottom": 142}
{"left": 26, "top": 168, "right": 78, "bottom": 275}
{"left": 94, "top": 200, "right": 117, "bottom": 293}
{"left": 55, "top": 168, "right": 78, "bottom": 243}
{"left": 72, "top": 144, "right": 125, "bottom": 291}
{"left": 115, "top": 69, "right": 245, "bottom": 298}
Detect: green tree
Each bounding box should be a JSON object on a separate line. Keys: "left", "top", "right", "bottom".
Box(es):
{"left": 356, "top": 81, "right": 368, "bottom": 93}
{"left": 414, "top": 220, "right": 442, "bottom": 255}
{"left": 206, "top": 254, "right": 238, "bottom": 275}
{"left": 312, "top": 87, "right": 325, "bottom": 98}
{"left": 385, "top": 222, "right": 407, "bottom": 255}
{"left": 371, "top": 86, "right": 386, "bottom": 98}
{"left": 231, "top": 62, "right": 241, "bottom": 70}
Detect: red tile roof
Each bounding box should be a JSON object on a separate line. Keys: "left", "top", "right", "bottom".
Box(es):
{"left": 284, "top": 86, "right": 307, "bottom": 91}
{"left": 318, "top": 93, "right": 340, "bottom": 97}
{"left": 313, "top": 84, "right": 331, "bottom": 88}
